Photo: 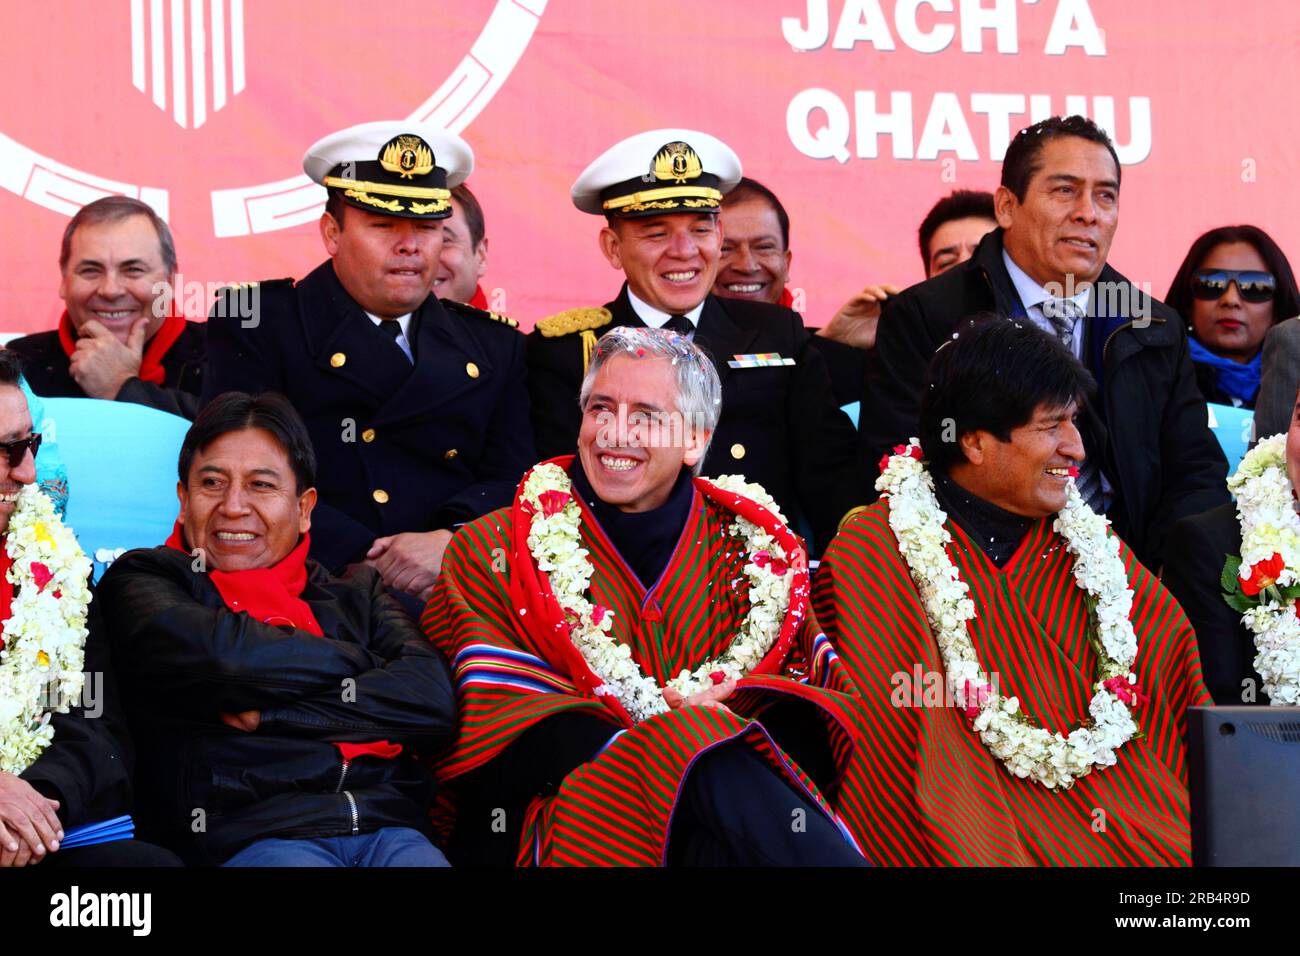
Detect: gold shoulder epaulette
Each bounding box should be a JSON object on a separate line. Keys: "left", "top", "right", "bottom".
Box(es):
{"left": 442, "top": 298, "right": 519, "bottom": 329}
{"left": 217, "top": 277, "right": 293, "bottom": 293}
{"left": 536, "top": 307, "right": 613, "bottom": 338}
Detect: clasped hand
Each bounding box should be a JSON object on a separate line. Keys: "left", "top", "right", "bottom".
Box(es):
{"left": 0, "top": 771, "right": 62, "bottom": 867}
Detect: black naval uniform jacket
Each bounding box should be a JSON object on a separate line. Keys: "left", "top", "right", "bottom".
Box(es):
{"left": 1162, "top": 503, "right": 1265, "bottom": 705}
{"left": 202, "top": 261, "right": 536, "bottom": 572}
{"left": 526, "top": 285, "right": 864, "bottom": 555}
{"left": 7, "top": 321, "right": 206, "bottom": 419}
{"left": 859, "top": 228, "right": 1229, "bottom": 572}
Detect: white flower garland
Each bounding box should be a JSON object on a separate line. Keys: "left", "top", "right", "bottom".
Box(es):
{"left": 0, "top": 485, "right": 93, "bottom": 774}
{"left": 877, "top": 443, "right": 1141, "bottom": 790}
{"left": 1225, "top": 433, "right": 1300, "bottom": 704}
{"left": 520, "top": 463, "right": 794, "bottom": 723}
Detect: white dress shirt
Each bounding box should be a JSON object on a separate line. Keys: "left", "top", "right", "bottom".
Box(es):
{"left": 626, "top": 289, "right": 706, "bottom": 334}
{"left": 365, "top": 310, "right": 415, "bottom": 362}
{"left": 1001, "top": 250, "right": 1091, "bottom": 361}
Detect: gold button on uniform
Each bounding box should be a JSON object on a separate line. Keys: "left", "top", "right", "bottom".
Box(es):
{"left": 465, "top": 362, "right": 480, "bottom": 379}
{"left": 444, "top": 448, "right": 458, "bottom": 460}
{"left": 361, "top": 428, "right": 376, "bottom": 443}
{"left": 372, "top": 489, "right": 389, "bottom": 504}
{"left": 730, "top": 443, "right": 746, "bottom": 460}
{"left": 330, "top": 352, "right": 347, "bottom": 368}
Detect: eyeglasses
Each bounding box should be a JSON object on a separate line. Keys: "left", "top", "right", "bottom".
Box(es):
{"left": 0, "top": 433, "right": 41, "bottom": 469}
{"left": 1192, "top": 268, "right": 1277, "bottom": 304}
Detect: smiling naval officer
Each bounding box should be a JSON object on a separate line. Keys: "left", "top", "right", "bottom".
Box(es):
{"left": 526, "top": 129, "right": 863, "bottom": 555}
{"left": 203, "top": 121, "right": 535, "bottom": 597}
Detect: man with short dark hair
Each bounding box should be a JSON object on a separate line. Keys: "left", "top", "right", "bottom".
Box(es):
{"left": 715, "top": 176, "right": 870, "bottom": 403}
{"left": 916, "top": 189, "right": 997, "bottom": 278}
{"left": 815, "top": 317, "right": 1209, "bottom": 865}
{"left": 7, "top": 196, "right": 206, "bottom": 418}
{"left": 714, "top": 177, "right": 794, "bottom": 306}
{"left": 203, "top": 122, "right": 535, "bottom": 595}
{"left": 99, "top": 391, "right": 456, "bottom": 866}
{"left": 527, "top": 130, "right": 862, "bottom": 555}
{"left": 431, "top": 326, "right": 869, "bottom": 866}
{"left": 434, "top": 184, "right": 491, "bottom": 308}
{"left": 858, "top": 116, "right": 1228, "bottom": 570}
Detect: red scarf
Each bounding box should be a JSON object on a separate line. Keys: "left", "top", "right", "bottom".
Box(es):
{"left": 164, "top": 522, "right": 323, "bottom": 635}
{"left": 469, "top": 284, "right": 489, "bottom": 310}
{"left": 164, "top": 524, "right": 403, "bottom": 762}
{"left": 778, "top": 286, "right": 794, "bottom": 309}
{"left": 59, "top": 311, "right": 186, "bottom": 386}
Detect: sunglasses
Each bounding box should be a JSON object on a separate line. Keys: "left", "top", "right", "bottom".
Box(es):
{"left": 1192, "top": 268, "right": 1277, "bottom": 304}
{"left": 0, "top": 433, "right": 41, "bottom": 469}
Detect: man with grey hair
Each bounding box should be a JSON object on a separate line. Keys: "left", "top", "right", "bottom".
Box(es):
{"left": 424, "top": 326, "right": 872, "bottom": 867}
{"left": 577, "top": 325, "right": 721, "bottom": 477}
{"left": 7, "top": 195, "right": 206, "bottom": 418}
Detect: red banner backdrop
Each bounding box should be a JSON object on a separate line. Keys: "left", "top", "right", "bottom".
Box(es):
{"left": 2, "top": 0, "right": 1297, "bottom": 332}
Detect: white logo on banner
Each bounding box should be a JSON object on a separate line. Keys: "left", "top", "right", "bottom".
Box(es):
{"left": 0, "top": 0, "right": 547, "bottom": 233}
{"left": 130, "top": 0, "right": 247, "bottom": 130}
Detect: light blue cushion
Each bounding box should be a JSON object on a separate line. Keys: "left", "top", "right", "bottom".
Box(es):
{"left": 40, "top": 398, "right": 188, "bottom": 577}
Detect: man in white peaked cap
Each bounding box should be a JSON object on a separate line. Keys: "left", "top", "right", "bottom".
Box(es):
{"left": 203, "top": 121, "right": 535, "bottom": 605}
{"left": 526, "top": 128, "right": 864, "bottom": 556}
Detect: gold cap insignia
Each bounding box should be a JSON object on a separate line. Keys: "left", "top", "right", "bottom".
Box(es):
{"left": 380, "top": 135, "right": 435, "bottom": 180}
{"left": 652, "top": 141, "right": 703, "bottom": 184}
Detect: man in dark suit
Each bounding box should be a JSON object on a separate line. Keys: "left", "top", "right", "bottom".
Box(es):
{"left": 527, "top": 129, "right": 862, "bottom": 555}
{"left": 1254, "top": 315, "right": 1300, "bottom": 441}
{"left": 7, "top": 196, "right": 205, "bottom": 418}
{"left": 1164, "top": 383, "right": 1300, "bottom": 706}
{"left": 1162, "top": 502, "right": 1260, "bottom": 705}
{"left": 203, "top": 122, "right": 535, "bottom": 600}
{"left": 860, "top": 115, "right": 1228, "bottom": 571}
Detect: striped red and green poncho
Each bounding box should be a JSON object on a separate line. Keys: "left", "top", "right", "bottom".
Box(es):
{"left": 422, "top": 458, "right": 868, "bottom": 866}
{"left": 812, "top": 500, "right": 1210, "bottom": 866}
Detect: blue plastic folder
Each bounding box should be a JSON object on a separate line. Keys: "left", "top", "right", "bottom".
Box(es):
{"left": 60, "top": 815, "right": 134, "bottom": 849}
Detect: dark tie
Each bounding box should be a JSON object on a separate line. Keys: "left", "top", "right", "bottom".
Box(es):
{"left": 663, "top": 314, "right": 694, "bottom": 338}
{"left": 378, "top": 319, "right": 411, "bottom": 363}
{"left": 1041, "top": 298, "right": 1104, "bottom": 513}
{"left": 1041, "top": 297, "right": 1080, "bottom": 348}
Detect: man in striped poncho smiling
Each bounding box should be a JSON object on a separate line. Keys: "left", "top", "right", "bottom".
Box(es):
{"left": 424, "top": 326, "right": 870, "bottom": 866}
{"left": 814, "top": 316, "right": 1210, "bottom": 865}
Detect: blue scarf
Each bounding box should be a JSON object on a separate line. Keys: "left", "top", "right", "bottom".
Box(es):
{"left": 1188, "top": 336, "right": 1262, "bottom": 405}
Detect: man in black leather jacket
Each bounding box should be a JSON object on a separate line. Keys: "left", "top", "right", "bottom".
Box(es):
{"left": 99, "top": 392, "right": 456, "bottom": 866}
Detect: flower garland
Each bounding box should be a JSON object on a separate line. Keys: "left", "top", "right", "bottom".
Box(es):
{"left": 877, "top": 442, "right": 1141, "bottom": 790}
{"left": 520, "top": 463, "right": 794, "bottom": 723}
{"left": 1221, "top": 433, "right": 1300, "bottom": 704}
{"left": 0, "top": 485, "right": 93, "bottom": 774}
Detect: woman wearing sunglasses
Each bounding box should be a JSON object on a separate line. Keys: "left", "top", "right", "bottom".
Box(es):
{"left": 1165, "top": 225, "right": 1300, "bottom": 409}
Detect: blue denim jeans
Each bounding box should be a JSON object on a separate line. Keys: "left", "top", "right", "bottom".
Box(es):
{"left": 222, "top": 827, "right": 450, "bottom": 867}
